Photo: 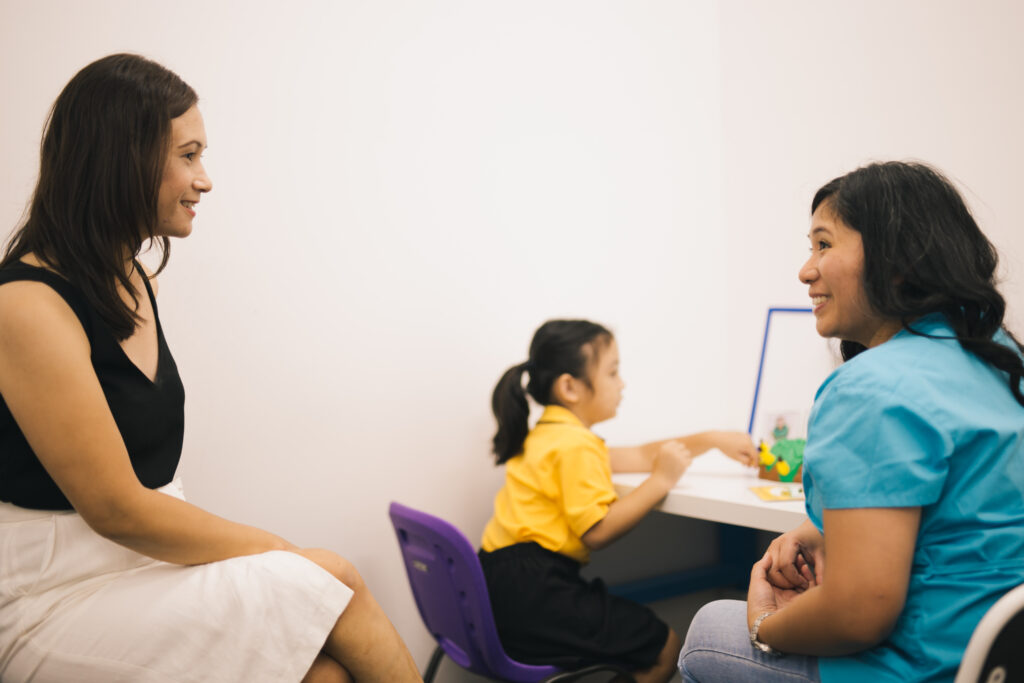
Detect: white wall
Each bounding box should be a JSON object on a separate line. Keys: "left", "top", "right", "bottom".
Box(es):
{"left": 2, "top": 2, "right": 1022, "bottom": 679}
{"left": 1, "top": 2, "right": 727, "bottom": 676}
{"left": 717, "top": 0, "right": 1024, "bottom": 401}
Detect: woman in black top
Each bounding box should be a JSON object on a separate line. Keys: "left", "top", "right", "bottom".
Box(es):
{"left": 0, "top": 54, "right": 419, "bottom": 683}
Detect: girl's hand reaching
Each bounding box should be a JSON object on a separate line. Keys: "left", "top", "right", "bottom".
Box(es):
{"left": 651, "top": 440, "right": 692, "bottom": 487}
{"left": 710, "top": 430, "right": 758, "bottom": 467}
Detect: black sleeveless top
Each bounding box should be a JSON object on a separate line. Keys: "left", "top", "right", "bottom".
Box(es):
{"left": 0, "top": 262, "right": 185, "bottom": 510}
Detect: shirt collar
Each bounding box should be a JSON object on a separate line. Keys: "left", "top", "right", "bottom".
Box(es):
{"left": 535, "top": 405, "right": 606, "bottom": 444}
{"left": 894, "top": 312, "right": 952, "bottom": 340}
{"left": 537, "top": 404, "right": 585, "bottom": 428}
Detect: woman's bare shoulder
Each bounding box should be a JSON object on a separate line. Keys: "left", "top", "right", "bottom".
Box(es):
{"left": 0, "top": 278, "right": 88, "bottom": 354}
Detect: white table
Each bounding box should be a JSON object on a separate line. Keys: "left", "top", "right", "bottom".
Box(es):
{"left": 611, "top": 451, "right": 807, "bottom": 533}
{"left": 607, "top": 451, "right": 808, "bottom": 601}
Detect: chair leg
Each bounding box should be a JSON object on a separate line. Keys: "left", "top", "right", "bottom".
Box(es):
{"left": 422, "top": 644, "right": 445, "bottom": 683}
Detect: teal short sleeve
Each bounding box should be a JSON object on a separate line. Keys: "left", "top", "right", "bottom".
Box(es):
{"left": 805, "top": 374, "right": 952, "bottom": 511}
{"left": 801, "top": 317, "right": 1024, "bottom": 682}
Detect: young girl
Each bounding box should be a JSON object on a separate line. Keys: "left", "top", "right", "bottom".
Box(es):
{"left": 479, "top": 319, "right": 756, "bottom": 683}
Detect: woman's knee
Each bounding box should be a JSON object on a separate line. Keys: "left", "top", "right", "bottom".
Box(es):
{"left": 302, "top": 653, "right": 352, "bottom": 683}
{"left": 298, "top": 548, "right": 364, "bottom": 591}
{"left": 678, "top": 600, "right": 749, "bottom": 676}
{"left": 679, "top": 600, "right": 820, "bottom": 682}
{"left": 684, "top": 599, "right": 746, "bottom": 646}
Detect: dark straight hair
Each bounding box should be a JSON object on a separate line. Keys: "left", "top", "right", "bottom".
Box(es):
{"left": 812, "top": 161, "right": 1024, "bottom": 405}
{"left": 491, "top": 319, "right": 613, "bottom": 464}
{"left": 2, "top": 53, "right": 198, "bottom": 340}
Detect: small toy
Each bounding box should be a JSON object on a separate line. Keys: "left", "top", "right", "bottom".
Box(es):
{"left": 758, "top": 438, "right": 805, "bottom": 483}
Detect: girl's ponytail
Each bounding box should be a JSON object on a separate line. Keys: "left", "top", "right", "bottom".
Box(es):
{"left": 490, "top": 319, "right": 613, "bottom": 465}
{"left": 492, "top": 362, "right": 530, "bottom": 464}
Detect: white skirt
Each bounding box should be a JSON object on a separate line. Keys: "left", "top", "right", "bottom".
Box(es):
{"left": 0, "top": 480, "right": 353, "bottom": 683}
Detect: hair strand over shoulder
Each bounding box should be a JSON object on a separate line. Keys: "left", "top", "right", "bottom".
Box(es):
{"left": 2, "top": 53, "right": 197, "bottom": 340}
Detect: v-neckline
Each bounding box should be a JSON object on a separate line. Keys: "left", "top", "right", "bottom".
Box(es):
{"left": 119, "top": 266, "right": 164, "bottom": 386}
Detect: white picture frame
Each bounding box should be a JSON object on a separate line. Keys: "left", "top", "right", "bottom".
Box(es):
{"left": 747, "top": 308, "right": 840, "bottom": 446}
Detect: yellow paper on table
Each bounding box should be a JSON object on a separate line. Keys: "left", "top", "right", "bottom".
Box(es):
{"left": 750, "top": 484, "right": 804, "bottom": 502}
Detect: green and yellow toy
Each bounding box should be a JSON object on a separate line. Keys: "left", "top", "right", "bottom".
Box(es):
{"left": 758, "top": 438, "right": 805, "bottom": 483}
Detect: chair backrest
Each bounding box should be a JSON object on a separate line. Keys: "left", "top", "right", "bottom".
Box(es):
{"left": 955, "top": 583, "right": 1024, "bottom": 683}
{"left": 389, "top": 502, "right": 562, "bottom": 683}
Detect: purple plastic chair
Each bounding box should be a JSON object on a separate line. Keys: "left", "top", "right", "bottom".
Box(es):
{"left": 389, "top": 502, "right": 636, "bottom": 683}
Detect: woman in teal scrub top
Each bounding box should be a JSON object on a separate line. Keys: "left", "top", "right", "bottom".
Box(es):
{"left": 678, "top": 161, "right": 1024, "bottom": 683}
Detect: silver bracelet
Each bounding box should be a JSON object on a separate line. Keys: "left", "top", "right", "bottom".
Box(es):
{"left": 749, "top": 611, "right": 781, "bottom": 656}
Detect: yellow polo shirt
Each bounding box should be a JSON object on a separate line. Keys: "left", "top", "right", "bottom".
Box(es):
{"left": 481, "top": 405, "right": 617, "bottom": 563}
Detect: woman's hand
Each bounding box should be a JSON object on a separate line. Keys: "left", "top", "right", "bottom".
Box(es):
{"left": 765, "top": 520, "right": 824, "bottom": 591}
{"left": 709, "top": 430, "right": 758, "bottom": 467}
{"left": 747, "top": 552, "right": 805, "bottom": 629}
{"left": 746, "top": 509, "right": 920, "bottom": 655}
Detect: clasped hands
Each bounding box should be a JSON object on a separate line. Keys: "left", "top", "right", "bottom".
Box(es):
{"left": 746, "top": 527, "right": 825, "bottom": 632}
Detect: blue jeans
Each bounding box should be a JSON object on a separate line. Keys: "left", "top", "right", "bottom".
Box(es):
{"left": 678, "top": 600, "right": 821, "bottom": 683}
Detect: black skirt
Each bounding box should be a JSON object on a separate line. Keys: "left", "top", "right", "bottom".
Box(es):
{"left": 479, "top": 542, "right": 669, "bottom": 671}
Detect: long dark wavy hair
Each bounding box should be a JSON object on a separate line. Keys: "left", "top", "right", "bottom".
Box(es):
{"left": 2, "top": 53, "right": 198, "bottom": 340}
{"left": 491, "top": 319, "right": 612, "bottom": 464}
{"left": 812, "top": 161, "right": 1024, "bottom": 405}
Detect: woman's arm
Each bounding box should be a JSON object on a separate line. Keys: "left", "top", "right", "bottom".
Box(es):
{"left": 609, "top": 430, "right": 757, "bottom": 472}
{"left": 749, "top": 506, "right": 920, "bottom": 655}
{"left": 0, "top": 282, "right": 293, "bottom": 565}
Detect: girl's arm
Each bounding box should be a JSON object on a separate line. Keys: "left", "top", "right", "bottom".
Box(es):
{"left": 609, "top": 430, "right": 757, "bottom": 472}
{"left": 748, "top": 506, "right": 920, "bottom": 655}
{"left": 582, "top": 440, "right": 691, "bottom": 550}
{"left": 0, "top": 283, "right": 294, "bottom": 565}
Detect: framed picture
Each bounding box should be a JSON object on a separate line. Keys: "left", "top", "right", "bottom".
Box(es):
{"left": 748, "top": 308, "right": 840, "bottom": 481}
